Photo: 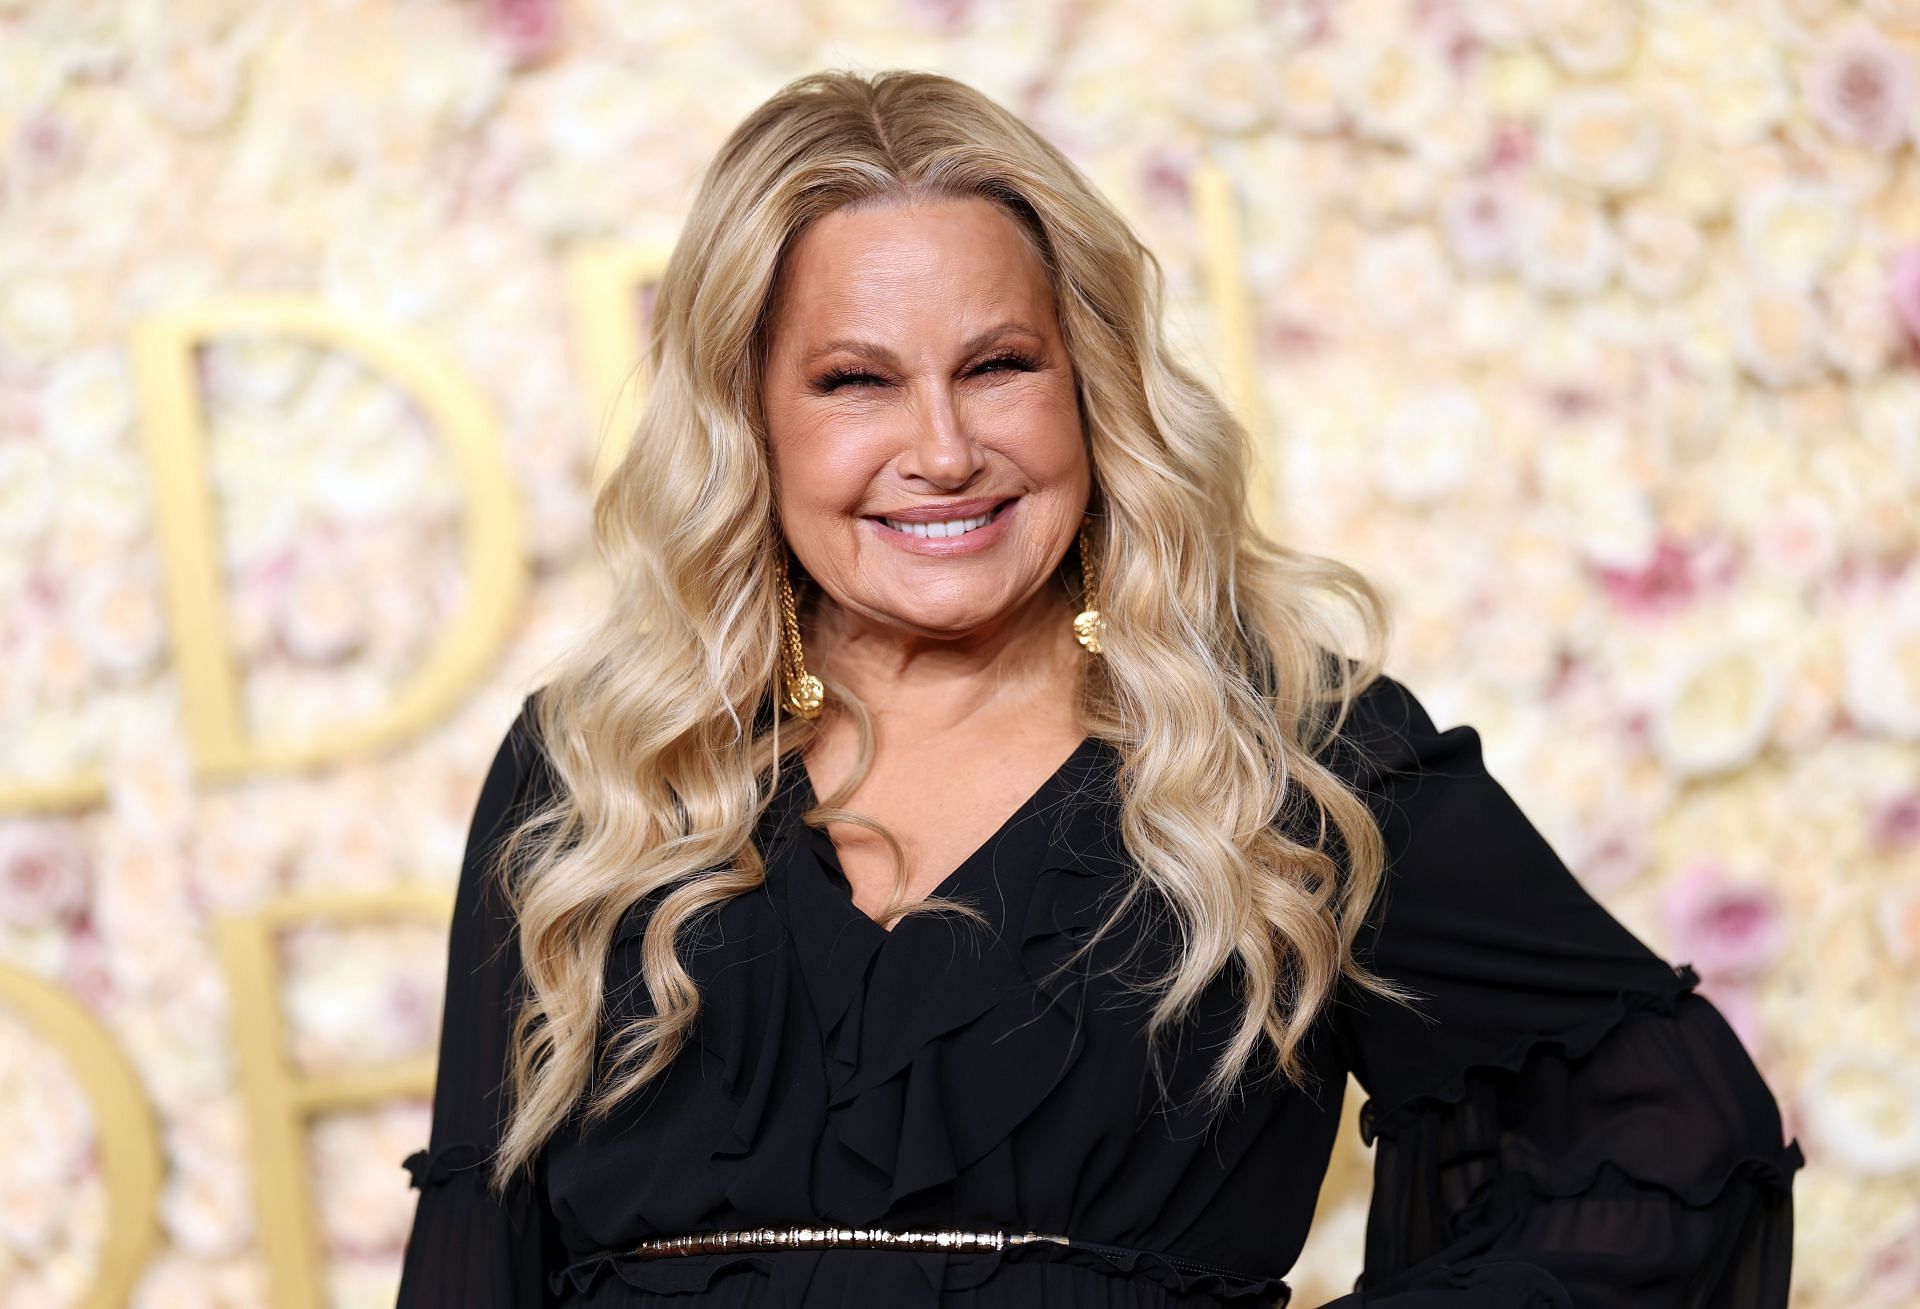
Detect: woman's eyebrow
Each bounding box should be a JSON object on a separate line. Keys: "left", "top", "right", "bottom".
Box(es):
{"left": 799, "top": 322, "right": 1043, "bottom": 368}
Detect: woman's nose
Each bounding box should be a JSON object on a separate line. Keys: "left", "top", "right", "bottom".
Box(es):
{"left": 899, "top": 382, "right": 985, "bottom": 486}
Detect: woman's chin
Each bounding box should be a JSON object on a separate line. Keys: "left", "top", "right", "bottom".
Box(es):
{"left": 859, "top": 597, "right": 1029, "bottom": 642}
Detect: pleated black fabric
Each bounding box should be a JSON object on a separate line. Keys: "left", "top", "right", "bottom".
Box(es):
{"left": 396, "top": 672, "right": 1802, "bottom": 1308}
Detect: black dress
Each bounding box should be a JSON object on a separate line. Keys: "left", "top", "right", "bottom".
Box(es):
{"left": 395, "top": 674, "right": 1803, "bottom": 1308}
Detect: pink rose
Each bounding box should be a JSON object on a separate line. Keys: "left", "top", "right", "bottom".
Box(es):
{"left": 1804, "top": 24, "right": 1915, "bottom": 152}
{"left": 1594, "top": 533, "right": 1740, "bottom": 620}
{"left": 1889, "top": 245, "right": 1920, "bottom": 347}
{"left": 0, "top": 819, "right": 90, "bottom": 929}
{"left": 485, "top": 0, "right": 564, "bottom": 68}
{"left": 1440, "top": 176, "right": 1520, "bottom": 272}
{"left": 1662, "top": 859, "right": 1786, "bottom": 983}
{"left": 1869, "top": 788, "right": 1920, "bottom": 851}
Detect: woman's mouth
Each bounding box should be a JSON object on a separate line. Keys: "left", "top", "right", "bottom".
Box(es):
{"left": 875, "top": 501, "right": 1010, "bottom": 538}
{"left": 865, "top": 498, "right": 1019, "bottom": 554}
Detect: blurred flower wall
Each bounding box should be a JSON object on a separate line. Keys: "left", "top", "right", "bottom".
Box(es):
{"left": 2, "top": 0, "right": 1918, "bottom": 1305}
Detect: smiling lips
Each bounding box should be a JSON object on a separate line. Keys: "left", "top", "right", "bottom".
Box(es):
{"left": 879, "top": 506, "right": 1000, "bottom": 537}
{"left": 865, "top": 496, "right": 1019, "bottom": 552}
{"left": 869, "top": 496, "right": 1014, "bottom": 539}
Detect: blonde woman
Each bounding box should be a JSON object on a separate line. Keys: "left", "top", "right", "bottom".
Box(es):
{"left": 396, "top": 70, "right": 1801, "bottom": 1308}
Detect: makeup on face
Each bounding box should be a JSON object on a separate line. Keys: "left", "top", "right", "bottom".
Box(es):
{"left": 758, "top": 195, "right": 1090, "bottom": 642}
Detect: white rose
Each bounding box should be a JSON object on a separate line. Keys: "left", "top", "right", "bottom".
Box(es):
{"left": 1844, "top": 597, "right": 1920, "bottom": 740}
{"left": 1540, "top": 86, "right": 1664, "bottom": 196}
{"left": 276, "top": 546, "right": 370, "bottom": 664}
{"left": 1651, "top": 640, "right": 1786, "bottom": 777}
{"left": 1352, "top": 42, "right": 1450, "bottom": 146}
{"left": 1736, "top": 181, "right": 1855, "bottom": 288}
{"left": 40, "top": 347, "right": 134, "bottom": 456}
{"left": 1726, "top": 280, "right": 1824, "bottom": 388}
{"left": 1516, "top": 185, "right": 1617, "bottom": 297}
{"left": 1175, "top": 30, "right": 1281, "bottom": 134}
{"left": 1533, "top": 0, "right": 1639, "bottom": 76}
{"left": 0, "top": 440, "right": 58, "bottom": 546}
{"left": 1800, "top": 1047, "right": 1920, "bottom": 1175}
{"left": 1617, "top": 201, "right": 1706, "bottom": 301}
{"left": 71, "top": 569, "right": 166, "bottom": 679}
{"left": 1273, "top": 38, "right": 1350, "bottom": 134}
{"left": 1355, "top": 227, "right": 1454, "bottom": 333}
{"left": 0, "top": 276, "right": 79, "bottom": 364}
{"left": 1373, "top": 386, "right": 1485, "bottom": 507}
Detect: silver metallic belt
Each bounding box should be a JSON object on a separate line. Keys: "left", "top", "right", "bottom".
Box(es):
{"left": 631, "top": 1225, "right": 1070, "bottom": 1258}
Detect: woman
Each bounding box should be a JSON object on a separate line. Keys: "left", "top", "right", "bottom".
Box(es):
{"left": 396, "top": 70, "right": 1802, "bottom": 1308}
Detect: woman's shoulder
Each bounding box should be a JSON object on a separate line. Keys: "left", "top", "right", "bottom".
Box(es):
{"left": 509, "top": 686, "right": 560, "bottom": 779}
{"left": 475, "top": 688, "right": 563, "bottom": 838}
{"left": 1307, "top": 655, "right": 1459, "bottom": 793}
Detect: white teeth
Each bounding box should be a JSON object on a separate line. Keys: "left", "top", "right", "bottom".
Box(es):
{"left": 880, "top": 508, "right": 998, "bottom": 538}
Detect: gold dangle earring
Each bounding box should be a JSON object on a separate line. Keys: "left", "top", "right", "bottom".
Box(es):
{"left": 1072, "top": 518, "right": 1106, "bottom": 655}
{"left": 776, "top": 548, "right": 824, "bottom": 719}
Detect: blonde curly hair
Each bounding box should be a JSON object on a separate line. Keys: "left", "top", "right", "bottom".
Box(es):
{"left": 484, "top": 68, "right": 1414, "bottom": 1195}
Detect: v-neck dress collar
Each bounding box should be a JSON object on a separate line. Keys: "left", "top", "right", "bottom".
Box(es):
{"left": 568, "top": 731, "right": 1300, "bottom": 1304}
{"left": 765, "top": 735, "right": 1125, "bottom": 1116}
{"left": 784, "top": 733, "right": 1105, "bottom": 936}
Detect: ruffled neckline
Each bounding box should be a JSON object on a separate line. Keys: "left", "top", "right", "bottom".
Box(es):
{"left": 575, "top": 735, "right": 1297, "bottom": 1299}
{"left": 754, "top": 734, "right": 1138, "bottom": 1218}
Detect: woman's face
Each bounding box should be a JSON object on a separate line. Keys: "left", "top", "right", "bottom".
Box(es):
{"left": 759, "top": 195, "right": 1090, "bottom": 646}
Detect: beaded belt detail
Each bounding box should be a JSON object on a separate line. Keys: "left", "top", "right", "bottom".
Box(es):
{"left": 631, "top": 1226, "right": 1071, "bottom": 1259}
{"left": 612, "top": 1225, "right": 1283, "bottom": 1294}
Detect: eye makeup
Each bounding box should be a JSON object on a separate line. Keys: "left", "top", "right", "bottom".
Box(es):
{"left": 808, "top": 349, "right": 1041, "bottom": 395}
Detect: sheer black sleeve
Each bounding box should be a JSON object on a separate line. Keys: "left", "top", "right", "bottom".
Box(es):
{"left": 396, "top": 693, "right": 560, "bottom": 1307}
{"left": 1318, "top": 673, "right": 1804, "bottom": 1308}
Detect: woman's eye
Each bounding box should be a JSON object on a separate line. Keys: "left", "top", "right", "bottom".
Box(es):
{"left": 815, "top": 370, "right": 886, "bottom": 392}
{"left": 973, "top": 353, "right": 1037, "bottom": 377}
{"left": 812, "top": 354, "right": 1035, "bottom": 393}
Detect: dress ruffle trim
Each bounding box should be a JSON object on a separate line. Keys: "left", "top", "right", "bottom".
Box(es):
{"left": 549, "top": 1249, "right": 776, "bottom": 1299}
{"left": 813, "top": 845, "right": 1111, "bottom": 1214}
{"left": 688, "top": 743, "right": 1137, "bottom": 1224}
{"left": 1360, "top": 962, "right": 1703, "bottom": 1144}
{"left": 1463, "top": 1148, "right": 1806, "bottom": 1218}
{"left": 1358, "top": 961, "right": 1806, "bottom": 1210}
{"left": 402, "top": 1141, "right": 489, "bottom": 1187}
{"left": 402, "top": 1140, "right": 539, "bottom": 1237}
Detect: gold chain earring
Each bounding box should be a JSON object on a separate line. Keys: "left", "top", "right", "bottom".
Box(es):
{"left": 776, "top": 548, "right": 824, "bottom": 719}
{"left": 1073, "top": 519, "right": 1106, "bottom": 655}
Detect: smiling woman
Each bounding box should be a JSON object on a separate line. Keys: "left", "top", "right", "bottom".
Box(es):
{"left": 396, "top": 68, "right": 1800, "bottom": 1309}
{"left": 756, "top": 193, "right": 1097, "bottom": 927}
{"left": 763, "top": 197, "right": 1090, "bottom": 626}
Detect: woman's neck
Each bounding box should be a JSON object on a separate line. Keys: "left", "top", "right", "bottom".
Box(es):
{"left": 805, "top": 583, "right": 1085, "bottom": 743}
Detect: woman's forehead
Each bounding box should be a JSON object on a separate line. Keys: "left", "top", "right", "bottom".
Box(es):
{"left": 768, "top": 198, "right": 1055, "bottom": 342}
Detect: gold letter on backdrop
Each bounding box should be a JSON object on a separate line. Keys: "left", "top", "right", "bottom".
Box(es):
{"left": 0, "top": 965, "right": 163, "bottom": 1309}
{"left": 128, "top": 301, "right": 527, "bottom": 787}
{"left": 215, "top": 886, "right": 454, "bottom": 1309}
{"left": 1191, "top": 157, "right": 1278, "bottom": 536}
{"left": 562, "top": 241, "right": 672, "bottom": 494}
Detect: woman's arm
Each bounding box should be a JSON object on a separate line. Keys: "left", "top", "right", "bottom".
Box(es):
{"left": 395, "top": 695, "right": 560, "bottom": 1308}
{"left": 1318, "top": 674, "right": 1802, "bottom": 1307}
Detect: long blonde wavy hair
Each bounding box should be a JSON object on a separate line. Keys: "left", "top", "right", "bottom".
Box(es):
{"left": 484, "top": 68, "right": 1418, "bottom": 1195}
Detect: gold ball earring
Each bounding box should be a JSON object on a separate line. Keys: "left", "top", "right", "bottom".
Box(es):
{"left": 776, "top": 548, "right": 824, "bottom": 719}
{"left": 1073, "top": 518, "right": 1106, "bottom": 655}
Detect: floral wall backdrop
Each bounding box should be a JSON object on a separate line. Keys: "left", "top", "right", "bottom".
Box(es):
{"left": 2, "top": 0, "right": 1917, "bottom": 1305}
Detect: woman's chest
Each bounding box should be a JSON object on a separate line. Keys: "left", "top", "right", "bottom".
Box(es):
{"left": 547, "top": 856, "right": 1348, "bottom": 1277}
